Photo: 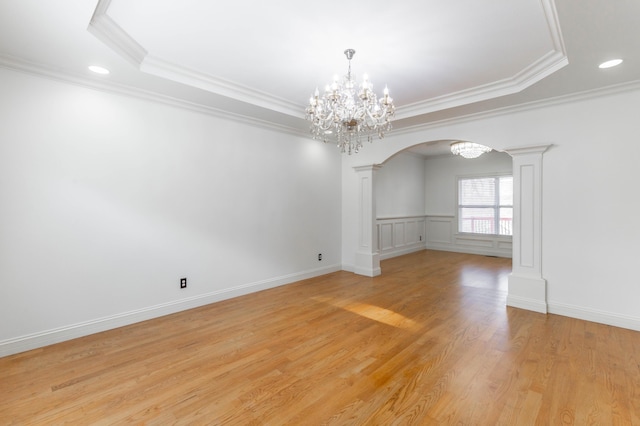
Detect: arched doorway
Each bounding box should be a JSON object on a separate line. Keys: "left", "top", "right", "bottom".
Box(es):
{"left": 348, "top": 141, "right": 550, "bottom": 314}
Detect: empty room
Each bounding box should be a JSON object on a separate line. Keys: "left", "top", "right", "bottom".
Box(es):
{"left": 1, "top": 0, "right": 639, "bottom": 424}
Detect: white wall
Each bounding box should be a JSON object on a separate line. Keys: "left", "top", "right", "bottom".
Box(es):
{"left": 374, "top": 152, "right": 426, "bottom": 259}
{"left": 541, "top": 94, "right": 640, "bottom": 325}
{"left": 0, "top": 68, "right": 342, "bottom": 355}
{"left": 342, "top": 84, "right": 640, "bottom": 330}
{"left": 375, "top": 151, "right": 425, "bottom": 217}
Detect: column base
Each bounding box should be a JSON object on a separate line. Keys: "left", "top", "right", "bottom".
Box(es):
{"left": 353, "top": 251, "right": 381, "bottom": 277}
{"left": 507, "top": 273, "right": 547, "bottom": 314}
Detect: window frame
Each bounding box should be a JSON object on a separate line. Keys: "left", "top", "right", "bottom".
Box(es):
{"left": 455, "top": 173, "right": 513, "bottom": 236}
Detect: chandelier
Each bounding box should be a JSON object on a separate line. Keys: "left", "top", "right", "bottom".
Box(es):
{"left": 305, "top": 49, "right": 395, "bottom": 155}
{"left": 450, "top": 141, "right": 492, "bottom": 159}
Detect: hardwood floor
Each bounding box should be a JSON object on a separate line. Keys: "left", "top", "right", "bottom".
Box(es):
{"left": 2, "top": 250, "right": 640, "bottom": 425}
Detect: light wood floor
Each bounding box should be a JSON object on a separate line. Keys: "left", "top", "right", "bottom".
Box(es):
{"left": 2, "top": 250, "right": 640, "bottom": 425}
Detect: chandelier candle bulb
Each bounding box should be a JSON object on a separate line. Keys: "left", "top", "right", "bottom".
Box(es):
{"left": 305, "top": 48, "right": 395, "bottom": 155}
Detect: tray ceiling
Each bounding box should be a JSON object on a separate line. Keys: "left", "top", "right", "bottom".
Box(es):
{"left": 0, "top": 0, "right": 638, "bottom": 142}
{"left": 90, "top": 0, "right": 567, "bottom": 119}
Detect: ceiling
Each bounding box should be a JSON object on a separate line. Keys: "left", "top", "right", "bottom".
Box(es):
{"left": 0, "top": 0, "right": 638, "bottom": 156}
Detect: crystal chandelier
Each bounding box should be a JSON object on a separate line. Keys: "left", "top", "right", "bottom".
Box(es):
{"left": 450, "top": 141, "right": 492, "bottom": 159}
{"left": 305, "top": 49, "right": 395, "bottom": 155}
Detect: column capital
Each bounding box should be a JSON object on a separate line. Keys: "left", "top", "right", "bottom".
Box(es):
{"left": 504, "top": 144, "right": 552, "bottom": 157}
{"left": 353, "top": 164, "right": 383, "bottom": 173}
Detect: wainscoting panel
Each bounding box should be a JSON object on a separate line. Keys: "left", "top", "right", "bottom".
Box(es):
{"left": 393, "top": 222, "right": 406, "bottom": 248}
{"left": 406, "top": 220, "right": 419, "bottom": 245}
{"left": 380, "top": 223, "right": 394, "bottom": 251}
{"left": 426, "top": 216, "right": 453, "bottom": 244}
{"left": 377, "top": 216, "right": 426, "bottom": 260}
{"left": 425, "top": 215, "right": 512, "bottom": 258}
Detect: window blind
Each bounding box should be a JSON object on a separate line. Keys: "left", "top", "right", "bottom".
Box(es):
{"left": 458, "top": 176, "right": 513, "bottom": 235}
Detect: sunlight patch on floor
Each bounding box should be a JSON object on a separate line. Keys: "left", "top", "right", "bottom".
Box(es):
{"left": 312, "top": 296, "right": 417, "bottom": 329}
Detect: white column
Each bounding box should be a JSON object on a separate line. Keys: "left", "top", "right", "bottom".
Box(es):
{"left": 353, "top": 165, "right": 382, "bottom": 277}
{"left": 505, "top": 145, "right": 550, "bottom": 314}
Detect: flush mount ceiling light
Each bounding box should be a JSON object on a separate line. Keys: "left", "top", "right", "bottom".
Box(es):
{"left": 305, "top": 49, "right": 395, "bottom": 155}
{"left": 450, "top": 141, "right": 492, "bottom": 159}
{"left": 88, "top": 65, "right": 110, "bottom": 75}
{"left": 599, "top": 59, "right": 623, "bottom": 69}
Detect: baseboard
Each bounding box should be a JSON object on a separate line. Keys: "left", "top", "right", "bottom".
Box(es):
{"left": 425, "top": 243, "right": 512, "bottom": 258}
{"left": 353, "top": 266, "right": 382, "bottom": 277}
{"left": 341, "top": 263, "right": 355, "bottom": 273}
{"left": 379, "top": 245, "right": 426, "bottom": 260}
{"left": 548, "top": 301, "right": 640, "bottom": 332}
{"left": 506, "top": 294, "right": 548, "bottom": 314}
{"left": 0, "top": 263, "right": 342, "bottom": 358}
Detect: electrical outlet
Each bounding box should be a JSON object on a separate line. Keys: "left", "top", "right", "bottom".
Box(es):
{"left": 318, "top": 253, "right": 322, "bottom": 261}
{"left": 180, "top": 277, "right": 187, "bottom": 289}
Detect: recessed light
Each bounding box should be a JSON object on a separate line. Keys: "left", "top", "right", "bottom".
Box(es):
{"left": 599, "top": 59, "right": 623, "bottom": 69}
{"left": 88, "top": 65, "right": 110, "bottom": 75}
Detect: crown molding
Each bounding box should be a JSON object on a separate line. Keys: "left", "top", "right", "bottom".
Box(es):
{"left": 87, "top": 0, "right": 147, "bottom": 67}
{"left": 3, "top": 49, "right": 638, "bottom": 146}
{"left": 396, "top": 50, "right": 568, "bottom": 120}
{"left": 88, "top": 0, "right": 303, "bottom": 119}
{"left": 89, "top": 0, "right": 568, "bottom": 124}
{"left": 4, "top": 50, "right": 637, "bottom": 146}
{"left": 391, "top": 79, "right": 640, "bottom": 137}
{"left": 0, "top": 54, "right": 308, "bottom": 138}
{"left": 141, "top": 55, "right": 304, "bottom": 119}
{"left": 395, "top": 0, "right": 567, "bottom": 120}
{"left": 84, "top": 0, "right": 578, "bottom": 130}
{"left": 3, "top": 34, "right": 639, "bottom": 149}
{"left": 541, "top": 0, "right": 566, "bottom": 54}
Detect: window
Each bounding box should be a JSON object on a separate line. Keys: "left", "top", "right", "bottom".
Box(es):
{"left": 458, "top": 175, "right": 513, "bottom": 236}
